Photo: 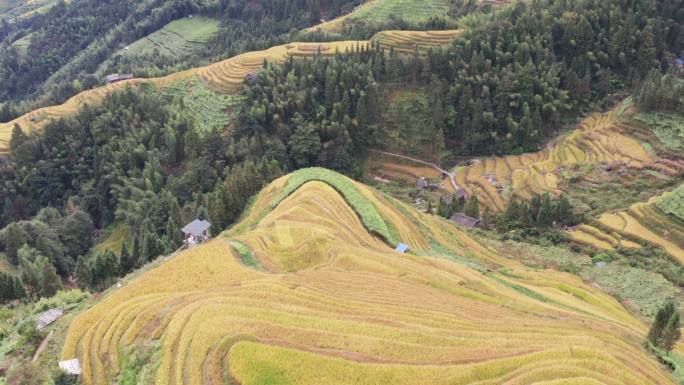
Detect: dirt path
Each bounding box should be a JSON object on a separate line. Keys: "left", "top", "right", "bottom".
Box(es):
{"left": 368, "top": 149, "right": 463, "bottom": 193}
{"left": 32, "top": 330, "right": 53, "bottom": 362}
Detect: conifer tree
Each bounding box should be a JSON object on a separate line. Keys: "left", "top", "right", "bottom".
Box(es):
{"left": 648, "top": 302, "right": 676, "bottom": 347}
{"left": 465, "top": 194, "right": 480, "bottom": 219}
{"left": 5, "top": 223, "right": 25, "bottom": 266}
{"left": 660, "top": 312, "right": 681, "bottom": 353}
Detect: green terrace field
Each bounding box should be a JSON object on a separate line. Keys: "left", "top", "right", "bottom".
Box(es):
{"left": 116, "top": 16, "right": 220, "bottom": 60}
{"left": 310, "top": 0, "right": 452, "bottom": 32}
{"left": 162, "top": 77, "right": 244, "bottom": 134}
{"left": 634, "top": 112, "right": 684, "bottom": 152}
{"left": 0, "top": 0, "right": 63, "bottom": 20}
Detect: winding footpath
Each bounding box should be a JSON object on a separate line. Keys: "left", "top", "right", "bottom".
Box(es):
{"left": 368, "top": 149, "right": 463, "bottom": 193}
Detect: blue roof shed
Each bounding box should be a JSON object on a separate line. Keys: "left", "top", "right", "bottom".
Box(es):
{"left": 675, "top": 58, "right": 684, "bottom": 66}
{"left": 395, "top": 243, "right": 409, "bottom": 253}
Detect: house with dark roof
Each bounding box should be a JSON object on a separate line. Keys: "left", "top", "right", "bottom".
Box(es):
{"left": 181, "top": 219, "right": 211, "bottom": 247}
{"left": 442, "top": 188, "right": 468, "bottom": 204}
{"left": 36, "top": 308, "right": 64, "bottom": 330}
{"left": 105, "top": 73, "right": 134, "bottom": 85}
{"left": 449, "top": 213, "right": 481, "bottom": 229}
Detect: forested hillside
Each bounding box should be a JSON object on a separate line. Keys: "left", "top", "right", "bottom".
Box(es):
{"left": 0, "top": 0, "right": 354, "bottom": 113}
{"left": 0, "top": 0, "right": 683, "bottom": 383}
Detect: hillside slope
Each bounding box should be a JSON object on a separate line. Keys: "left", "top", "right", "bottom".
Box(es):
{"left": 62, "top": 168, "right": 677, "bottom": 385}
{"left": 0, "top": 30, "right": 460, "bottom": 154}
{"left": 570, "top": 184, "right": 684, "bottom": 265}
{"left": 451, "top": 100, "right": 682, "bottom": 212}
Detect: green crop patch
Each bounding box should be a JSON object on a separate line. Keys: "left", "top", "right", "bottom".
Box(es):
{"left": 118, "top": 16, "right": 220, "bottom": 60}
{"left": 271, "top": 168, "right": 397, "bottom": 245}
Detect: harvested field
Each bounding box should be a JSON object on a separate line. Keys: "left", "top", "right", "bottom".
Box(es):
{"left": 568, "top": 186, "right": 684, "bottom": 266}
{"left": 452, "top": 103, "right": 657, "bottom": 212}
{"left": 63, "top": 169, "right": 679, "bottom": 385}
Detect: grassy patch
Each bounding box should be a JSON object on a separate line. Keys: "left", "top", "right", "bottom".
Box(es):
{"left": 656, "top": 183, "right": 684, "bottom": 222}
{"left": 633, "top": 112, "right": 684, "bottom": 151}
{"left": 347, "top": 0, "right": 451, "bottom": 25}
{"left": 163, "top": 77, "right": 244, "bottom": 134}
{"left": 559, "top": 164, "right": 679, "bottom": 218}
{"left": 94, "top": 224, "right": 130, "bottom": 255}
{"left": 270, "top": 168, "right": 397, "bottom": 245}
{"left": 119, "top": 16, "right": 220, "bottom": 59}
{"left": 489, "top": 275, "right": 550, "bottom": 303}
{"left": 580, "top": 264, "right": 679, "bottom": 318}
{"left": 230, "top": 241, "right": 261, "bottom": 270}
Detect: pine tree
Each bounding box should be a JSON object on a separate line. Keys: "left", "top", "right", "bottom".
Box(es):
{"left": 75, "top": 255, "right": 91, "bottom": 289}
{"left": 40, "top": 258, "right": 62, "bottom": 297}
{"left": 660, "top": 312, "right": 681, "bottom": 353}
{"left": 464, "top": 194, "right": 480, "bottom": 219}
{"left": 536, "top": 193, "right": 552, "bottom": 226}
{"left": 426, "top": 200, "right": 433, "bottom": 215}
{"left": 648, "top": 302, "right": 675, "bottom": 347}
{"left": 556, "top": 194, "right": 573, "bottom": 225}
{"left": 437, "top": 198, "right": 447, "bottom": 218}
{"left": 120, "top": 242, "right": 135, "bottom": 275}
{"left": 196, "top": 206, "right": 208, "bottom": 221}
{"left": 9, "top": 124, "right": 28, "bottom": 151}
{"left": 5, "top": 223, "right": 25, "bottom": 266}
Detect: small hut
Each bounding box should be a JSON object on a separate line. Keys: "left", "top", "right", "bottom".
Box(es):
{"left": 58, "top": 359, "right": 82, "bottom": 375}
{"left": 416, "top": 177, "right": 428, "bottom": 190}
{"left": 395, "top": 243, "right": 409, "bottom": 253}
{"left": 676, "top": 58, "right": 684, "bottom": 74}
{"left": 105, "top": 73, "right": 133, "bottom": 85}
{"left": 245, "top": 72, "right": 258, "bottom": 82}
{"left": 442, "top": 188, "right": 467, "bottom": 204}
{"left": 36, "top": 308, "right": 64, "bottom": 330}
{"left": 449, "top": 213, "right": 481, "bottom": 229}
{"left": 181, "top": 219, "right": 211, "bottom": 247}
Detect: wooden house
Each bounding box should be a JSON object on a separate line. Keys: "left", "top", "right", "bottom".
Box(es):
{"left": 449, "top": 213, "right": 481, "bottom": 229}
{"left": 181, "top": 219, "right": 211, "bottom": 247}
{"left": 105, "top": 73, "right": 134, "bottom": 85}
{"left": 36, "top": 308, "right": 64, "bottom": 330}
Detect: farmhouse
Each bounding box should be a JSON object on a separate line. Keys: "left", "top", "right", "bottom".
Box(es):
{"left": 416, "top": 177, "right": 428, "bottom": 190}
{"left": 58, "top": 358, "right": 82, "bottom": 375}
{"left": 36, "top": 308, "right": 64, "bottom": 330}
{"left": 105, "top": 73, "right": 134, "bottom": 85}
{"left": 182, "top": 219, "right": 211, "bottom": 247}
{"left": 442, "top": 188, "right": 467, "bottom": 203}
{"left": 676, "top": 58, "right": 684, "bottom": 74}
{"left": 449, "top": 213, "right": 481, "bottom": 229}
{"left": 395, "top": 243, "right": 409, "bottom": 253}
{"left": 245, "top": 72, "right": 258, "bottom": 82}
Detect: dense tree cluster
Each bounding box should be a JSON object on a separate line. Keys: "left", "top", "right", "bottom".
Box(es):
{"left": 424, "top": 0, "right": 683, "bottom": 154}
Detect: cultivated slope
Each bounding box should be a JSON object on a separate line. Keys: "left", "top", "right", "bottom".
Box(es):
{"left": 570, "top": 184, "right": 684, "bottom": 265}
{"left": 0, "top": 30, "right": 459, "bottom": 154}
{"left": 62, "top": 168, "right": 677, "bottom": 385}
{"left": 451, "top": 101, "right": 678, "bottom": 212}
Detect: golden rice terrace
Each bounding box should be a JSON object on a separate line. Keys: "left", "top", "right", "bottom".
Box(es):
{"left": 62, "top": 168, "right": 680, "bottom": 385}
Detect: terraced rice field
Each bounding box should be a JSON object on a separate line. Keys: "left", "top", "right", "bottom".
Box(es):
{"left": 0, "top": 0, "right": 63, "bottom": 20}
{"left": 452, "top": 105, "right": 657, "bottom": 211}
{"left": 569, "top": 185, "right": 684, "bottom": 266}
{"left": 0, "top": 30, "right": 459, "bottom": 154}
{"left": 308, "top": 0, "right": 451, "bottom": 32}
{"left": 116, "top": 17, "right": 220, "bottom": 59}
{"left": 372, "top": 29, "right": 461, "bottom": 54}
{"left": 62, "top": 168, "right": 679, "bottom": 385}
